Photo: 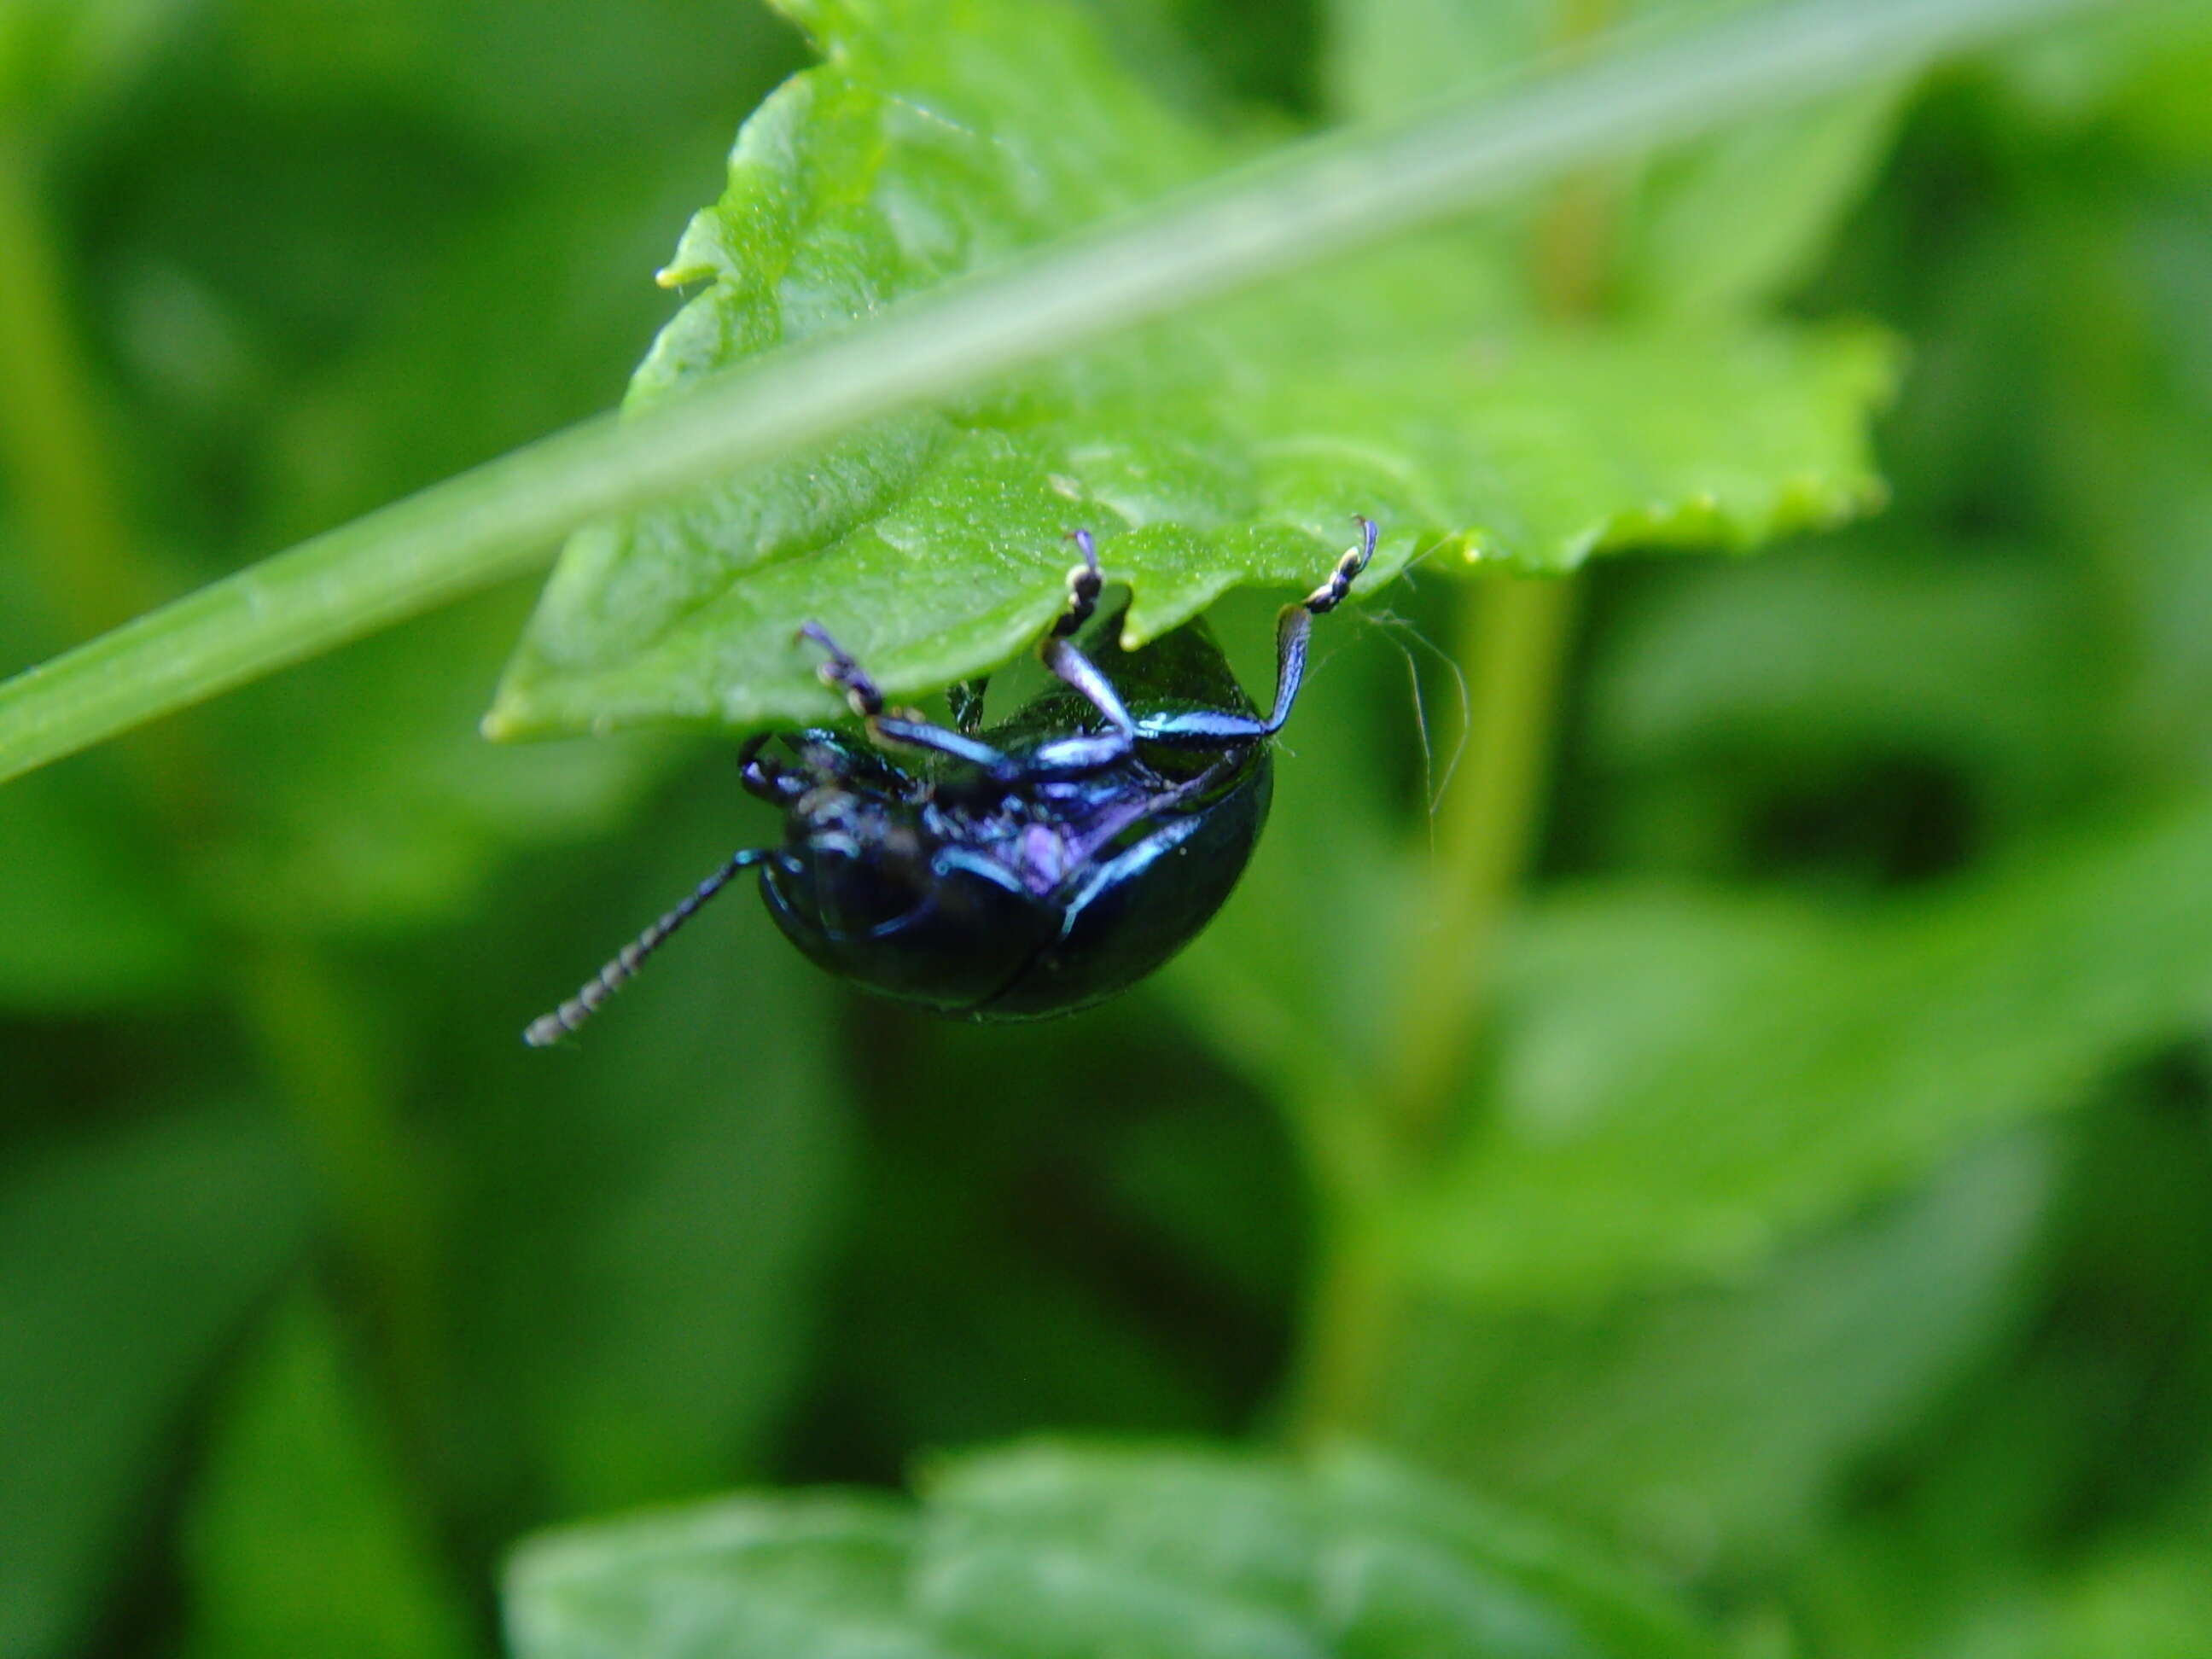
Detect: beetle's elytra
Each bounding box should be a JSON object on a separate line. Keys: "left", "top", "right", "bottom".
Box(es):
{"left": 525, "top": 520, "right": 1375, "bottom": 1044}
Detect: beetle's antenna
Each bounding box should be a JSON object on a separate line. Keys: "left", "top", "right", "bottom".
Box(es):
{"left": 524, "top": 849, "right": 777, "bottom": 1047}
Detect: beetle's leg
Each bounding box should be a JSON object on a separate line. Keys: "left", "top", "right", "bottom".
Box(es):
{"left": 1052, "top": 528, "right": 1107, "bottom": 638}
{"left": 799, "top": 621, "right": 1024, "bottom": 779}
{"left": 738, "top": 732, "right": 808, "bottom": 805}
{"left": 1000, "top": 528, "right": 1142, "bottom": 773}
{"left": 1135, "top": 516, "right": 1377, "bottom": 747}
{"left": 1261, "top": 513, "right": 1377, "bottom": 731}
{"left": 1030, "top": 634, "right": 1140, "bottom": 771}
{"left": 1301, "top": 513, "right": 1377, "bottom": 620}
{"left": 525, "top": 847, "right": 782, "bottom": 1046}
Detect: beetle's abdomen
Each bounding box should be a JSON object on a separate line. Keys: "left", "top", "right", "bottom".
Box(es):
{"left": 978, "top": 753, "right": 1272, "bottom": 1019}
{"left": 758, "top": 841, "right": 1059, "bottom": 1015}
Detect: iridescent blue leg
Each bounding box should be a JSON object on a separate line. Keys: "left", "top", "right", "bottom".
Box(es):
{"left": 1025, "top": 528, "right": 1145, "bottom": 771}
{"left": 1137, "top": 516, "right": 1377, "bottom": 747}
{"left": 800, "top": 620, "right": 1023, "bottom": 779}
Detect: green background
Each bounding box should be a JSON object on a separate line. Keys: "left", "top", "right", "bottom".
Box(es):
{"left": 4, "top": 2, "right": 2211, "bottom": 1655}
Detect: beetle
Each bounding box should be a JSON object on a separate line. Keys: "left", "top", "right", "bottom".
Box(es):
{"left": 524, "top": 517, "right": 1375, "bottom": 1044}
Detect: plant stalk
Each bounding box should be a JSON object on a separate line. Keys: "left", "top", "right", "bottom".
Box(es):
{"left": 1289, "top": 0, "right": 1615, "bottom": 1446}
{"left": 1388, "top": 576, "right": 1581, "bottom": 1133}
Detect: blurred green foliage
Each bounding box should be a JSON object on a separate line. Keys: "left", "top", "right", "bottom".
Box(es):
{"left": 4, "top": 2, "right": 2212, "bottom": 1657}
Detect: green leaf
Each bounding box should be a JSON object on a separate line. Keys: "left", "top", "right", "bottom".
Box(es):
{"left": 8, "top": 0, "right": 2070, "bottom": 786}
{"left": 1994, "top": 1512, "right": 2212, "bottom": 1659}
{"left": 0, "top": 1106, "right": 314, "bottom": 1659}
{"left": 1992, "top": 0, "right": 2212, "bottom": 158}
{"left": 215, "top": 0, "right": 803, "bottom": 159}
{"left": 508, "top": 1494, "right": 939, "bottom": 1659}
{"left": 1325, "top": 0, "right": 1907, "bottom": 319}
{"left": 504, "top": 1443, "right": 1724, "bottom": 1659}
{"left": 0, "top": 0, "right": 184, "bottom": 130}
{"left": 179, "top": 1293, "right": 478, "bottom": 1659}
{"left": 1584, "top": 536, "right": 2108, "bottom": 823}
{"left": 1383, "top": 1133, "right": 2052, "bottom": 1566}
{"left": 1394, "top": 791, "right": 2212, "bottom": 1303}
{"left": 487, "top": 0, "right": 1893, "bottom": 740}
{"left": 1618, "top": 78, "right": 1906, "bottom": 320}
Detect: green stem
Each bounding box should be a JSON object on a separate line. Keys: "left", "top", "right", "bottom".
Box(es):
{"left": 1388, "top": 576, "right": 1581, "bottom": 1132}
{"left": 1286, "top": 1206, "right": 1396, "bottom": 1447}
{"left": 1287, "top": 578, "right": 1581, "bottom": 1444}
{"left": 0, "top": 0, "right": 2112, "bottom": 786}
{"left": 1288, "top": 0, "right": 1618, "bottom": 1447}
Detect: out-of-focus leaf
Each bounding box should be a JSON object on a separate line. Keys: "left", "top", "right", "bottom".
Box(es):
{"left": 0, "top": 0, "right": 188, "bottom": 129}
{"left": 1990, "top": 0, "right": 2212, "bottom": 159}
{"left": 1080, "top": 0, "right": 1320, "bottom": 117}
{"left": 1322, "top": 0, "right": 1525, "bottom": 117}
{"left": 508, "top": 1493, "right": 937, "bottom": 1659}
{"left": 488, "top": 0, "right": 1891, "bottom": 740}
{"left": 183, "top": 161, "right": 740, "bottom": 935}
{"left": 1618, "top": 78, "right": 1906, "bottom": 320}
{"left": 179, "top": 1292, "right": 477, "bottom": 1659}
{"left": 208, "top": 591, "right": 678, "bottom": 936}
{"left": 1586, "top": 538, "right": 2106, "bottom": 822}
{"left": 102, "top": 127, "right": 733, "bottom": 934}
{"left": 1790, "top": 1080, "right": 2212, "bottom": 1658}
{"left": 0, "top": 760, "right": 196, "bottom": 1009}
{"left": 219, "top": 0, "right": 800, "bottom": 159}
{"left": 1384, "top": 1133, "right": 2053, "bottom": 1569}
{"left": 795, "top": 1001, "right": 1280, "bottom": 1471}
{"left": 2012, "top": 1542, "right": 2212, "bottom": 1659}
{"left": 816, "top": 1167, "right": 1230, "bottom": 1458}
{"left": 451, "top": 778, "right": 849, "bottom": 1519}
{"left": 1841, "top": 1486, "right": 2212, "bottom": 1659}
{"left": 1098, "top": 1075, "right": 1307, "bottom": 1308}
{"left": 1324, "top": 0, "right": 1905, "bottom": 319}
{"left": 0, "top": 563, "right": 196, "bottom": 1007}
{"left": 261, "top": 164, "right": 748, "bottom": 533}
{"left": 505, "top": 1441, "right": 1725, "bottom": 1659}
{"left": 1397, "top": 792, "right": 2212, "bottom": 1302}
{"left": 0, "top": 1106, "right": 313, "bottom": 1659}
{"left": 1976, "top": 1509, "right": 2212, "bottom": 1659}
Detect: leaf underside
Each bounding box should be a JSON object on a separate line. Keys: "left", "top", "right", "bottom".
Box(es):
{"left": 487, "top": 0, "right": 1893, "bottom": 740}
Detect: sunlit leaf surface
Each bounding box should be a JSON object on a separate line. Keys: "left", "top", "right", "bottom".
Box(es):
{"left": 489, "top": 0, "right": 1891, "bottom": 739}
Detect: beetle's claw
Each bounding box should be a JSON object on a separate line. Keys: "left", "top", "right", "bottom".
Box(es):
{"left": 799, "top": 620, "right": 888, "bottom": 717}
{"left": 1053, "top": 527, "right": 1105, "bottom": 639}
{"left": 1304, "top": 517, "right": 1377, "bottom": 615}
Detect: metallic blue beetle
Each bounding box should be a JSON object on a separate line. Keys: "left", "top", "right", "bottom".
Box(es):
{"left": 525, "top": 520, "right": 1374, "bottom": 1043}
